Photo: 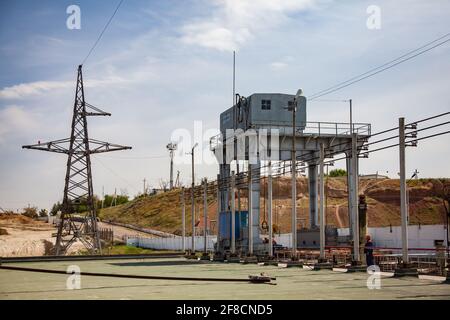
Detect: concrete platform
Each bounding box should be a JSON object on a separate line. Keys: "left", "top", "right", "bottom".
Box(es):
{"left": 0, "top": 257, "right": 449, "bottom": 300}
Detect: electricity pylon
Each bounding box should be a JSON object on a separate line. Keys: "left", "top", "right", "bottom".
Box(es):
{"left": 23, "top": 65, "right": 131, "bottom": 255}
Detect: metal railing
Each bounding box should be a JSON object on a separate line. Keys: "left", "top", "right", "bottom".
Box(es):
{"left": 374, "top": 249, "right": 449, "bottom": 276}
{"left": 374, "top": 254, "right": 399, "bottom": 272}
{"left": 302, "top": 121, "right": 371, "bottom": 136}
{"left": 410, "top": 255, "right": 448, "bottom": 276}
{"left": 210, "top": 121, "right": 371, "bottom": 151}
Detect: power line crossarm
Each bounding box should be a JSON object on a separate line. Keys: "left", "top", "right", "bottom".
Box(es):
{"left": 22, "top": 139, "right": 131, "bottom": 155}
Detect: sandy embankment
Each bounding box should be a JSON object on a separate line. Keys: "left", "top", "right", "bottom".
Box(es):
{"left": 0, "top": 214, "right": 83, "bottom": 257}
{"left": 0, "top": 214, "right": 154, "bottom": 257}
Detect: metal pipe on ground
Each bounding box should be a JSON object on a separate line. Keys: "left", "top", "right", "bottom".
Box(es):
{"left": 0, "top": 265, "right": 276, "bottom": 284}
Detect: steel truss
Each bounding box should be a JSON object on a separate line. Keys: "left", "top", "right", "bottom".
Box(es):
{"left": 23, "top": 65, "right": 131, "bottom": 255}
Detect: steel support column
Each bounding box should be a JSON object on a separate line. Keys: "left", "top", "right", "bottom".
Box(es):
{"left": 216, "top": 175, "right": 221, "bottom": 253}
{"left": 203, "top": 178, "right": 208, "bottom": 253}
{"left": 351, "top": 133, "right": 360, "bottom": 261}
{"left": 399, "top": 117, "right": 409, "bottom": 264}
{"left": 248, "top": 167, "right": 253, "bottom": 255}
{"left": 181, "top": 187, "right": 186, "bottom": 252}
{"left": 319, "top": 143, "right": 325, "bottom": 259}
{"left": 346, "top": 157, "right": 353, "bottom": 238}
{"left": 308, "top": 163, "right": 318, "bottom": 228}
{"left": 191, "top": 151, "right": 196, "bottom": 253}
{"left": 231, "top": 171, "right": 236, "bottom": 254}
{"left": 268, "top": 161, "right": 273, "bottom": 257}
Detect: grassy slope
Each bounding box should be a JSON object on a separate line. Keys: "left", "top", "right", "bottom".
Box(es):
{"left": 104, "top": 245, "right": 172, "bottom": 255}
{"left": 99, "top": 178, "right": 449, "bottom": 234}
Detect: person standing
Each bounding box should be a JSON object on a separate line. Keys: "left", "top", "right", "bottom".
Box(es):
{"left": 364, "top": 235, "right": 374, "bottom": 266}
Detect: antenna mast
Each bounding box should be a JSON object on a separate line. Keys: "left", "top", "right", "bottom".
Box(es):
{"left": 166, "top": 142, "right": 178, "bottom": 190}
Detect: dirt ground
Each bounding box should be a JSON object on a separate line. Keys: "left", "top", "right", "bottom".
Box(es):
{"left": 0, "top": 213, "right": 56, "bottom": 256}
{"left": 0, "top": 213, "right": 155, "bottom": 257}
{"left": 0, "top": 225, "right": 85, "bottom": 257}
{"left": 1, "top": 227, "right": 57, "bottom": 257}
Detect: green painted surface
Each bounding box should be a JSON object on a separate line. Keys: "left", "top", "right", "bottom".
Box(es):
{"left": 0, "top": 258, "right": 449, "bottom": 300}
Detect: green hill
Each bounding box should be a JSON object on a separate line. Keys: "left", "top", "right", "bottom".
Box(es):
{"left": 98, "top": 178, "right": 449, "bottom": 235}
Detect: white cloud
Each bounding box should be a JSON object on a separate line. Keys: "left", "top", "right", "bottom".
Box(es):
{"left": 270, "top": 61, "right": 288, "bottom": 70}
{"left": 0, "top": 105, "right": 38, "bottom": 143}
{"left": 0, "top": 76, "right": 130, "bottom": 100}
{"left": 2, "top": 0, "right": 450, "bottom": 211}
{"left": 0, "top": 81, "right": 72, "bottom": 100}
{"left": 180, "top": 0, "right": 318, "bottom": 51}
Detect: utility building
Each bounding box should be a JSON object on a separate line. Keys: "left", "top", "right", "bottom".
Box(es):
{"left": 211, "top": 90, "right": 371, "bottom": 261}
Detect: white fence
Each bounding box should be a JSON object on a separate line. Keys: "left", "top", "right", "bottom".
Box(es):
{"left": 337, "top": 224, "right": 447, "bottom": 249}
{"left": 368, "top": 224, "right": 446, "bottom": 249}
{"left": 127, "top": 225, "right": 447, "bottom": 251}
{"left": 272, "top": 225, "right": 447, "bottom": 249}
{"left": 274, "top": 234, "right": 293, "bottom": 248}
{"left": 127, "top": 235, "right": 217, "bottom": 251}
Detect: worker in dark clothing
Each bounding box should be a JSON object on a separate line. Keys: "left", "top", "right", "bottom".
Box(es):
{"left": 364, "top": 235, "right": 374, "bottom": 266}
{"left": 272, "top": 238, "right": 278, "bottom": 253}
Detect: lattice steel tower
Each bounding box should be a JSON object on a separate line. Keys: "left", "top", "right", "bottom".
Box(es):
{"left": 23, "top": 65, "right": 131, "bottom": 255}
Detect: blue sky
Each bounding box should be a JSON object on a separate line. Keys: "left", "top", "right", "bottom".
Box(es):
{"left": 0, "top": 0, "right": 449, "bottom": 211}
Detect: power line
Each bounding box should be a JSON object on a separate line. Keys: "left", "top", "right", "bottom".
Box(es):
{"left": 309, "top": 32, "right": 450, "bottom": 99}
{"left": 81, "top": 0, "right": 125, "bottom": 65}
{"left": 308, "top": 33, "right": 450, "bottom": 100}
{"left": 95, "top": 157, "right": 139, "bottom": 193}
{"left": 308, "top": 99, "right": 349, "bottom": 103}
{"left": 212, "top": 111, "right": 450, "bottom": 190}
{"left": 96, "top": 154, "right": 168, "bottom": 160}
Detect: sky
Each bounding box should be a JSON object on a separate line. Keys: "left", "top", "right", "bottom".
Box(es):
{"left": 0, "top": 0, "right": 449, "bottom": 212}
